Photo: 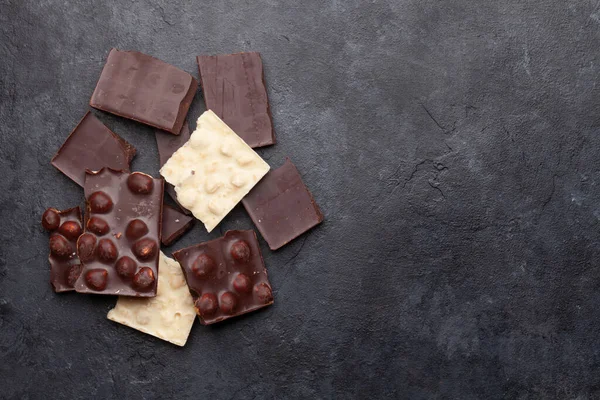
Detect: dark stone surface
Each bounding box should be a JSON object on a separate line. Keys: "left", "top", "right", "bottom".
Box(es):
{"left": 1, "top": 0, "right": 600, "bottom": 398}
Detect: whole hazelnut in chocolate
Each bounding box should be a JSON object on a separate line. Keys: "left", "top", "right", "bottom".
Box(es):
{"left": 125, "top": 219, "right": 149, "bottom": 240}
{"left": 88, "top": 191, "right": 113, "bottom": 213}
{"left": 233, "top": 273, "right": 252, "bottom": 294}
{"left": 49, "top": 234, "right": 72, "bottom": 258}
{"left": 87, "top": 217, "right": 109, "bottom": 236}
{"left": 127, "top": 172, "right": 154, "bottom": 194}
{"left": 132, "top": 267, "right": 155, "bottom": 290}
{"left": 96, "top": 238, "right": 118, "bottom": 263}
{"left": 77, "top": 233, "right": 97, "bottom": 262}
{"left": 191, "top": 254, "right": 215, "bottom": 279}
{"left": 85, "top": 269, "right": 108, "bottom": 291}
{"left": 58, "top": 221, "right": 82, "bottom": 240}
{"left": 230, "top": 240, "right": 251, "bottom": 263}
{"left": 133, "top": 238, "right": 157, "bottom": 261}
{"left": 254, "top": 283, "right": 273, "bottom": 303}
{"left": 195, "top": 293, "right": 218, "bottom": 316}
{"left": 115, "top": 256, "right": 137, "bottom": 278}
{"left": 41, "top": 208, "right": 60, "bottom": 231}
{"left": 220, "top": 292, "right": 238, "bottom": 314}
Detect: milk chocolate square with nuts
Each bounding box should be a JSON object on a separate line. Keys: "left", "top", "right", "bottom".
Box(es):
{"left": 160, "top": 110, "right": 270, "bottom": 232}
{"left": 74, "top": 168, "right": 164, "bottom": 297}
{"left": 107, "top": 252, "right": 196, "bottom": 346}
{"left": 172, "top": 230, "right": 274, "bottom": 325}
{"left": 41, "top": 206, "right": 84, "bottom": 292}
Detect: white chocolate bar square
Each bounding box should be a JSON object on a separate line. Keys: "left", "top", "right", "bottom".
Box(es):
{"left": 159, "top": 110, "right": 270, "bottom": 232}
{"left": 107, "top": 252, "right": 196, "bottom": 346}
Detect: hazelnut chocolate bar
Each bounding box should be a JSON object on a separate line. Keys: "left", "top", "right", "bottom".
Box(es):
{"left": 51, "top": 112, "right": 136, "bottom": 187}
{"left": 90, "top": 49, "right": 197, "bottom": 135}
{"left": 107, "top": 252, "right": 196, "bottom": 346}
{"left": 197, "top": 52, "right": 276, "bottom": 148}
{"left": 41, "top": 207, "right": 83, "bottom": 292}
{"left": 172, "top": 230, "right": 274, "bottom": 325}
{"left": 74, "top": 168, "right": 164, "bottom": 297}
{"left": 242, "top": 158, "right": 324, "bottom": 250}
{"left": 160, "top": 110, "right": 270, "bottom": 232}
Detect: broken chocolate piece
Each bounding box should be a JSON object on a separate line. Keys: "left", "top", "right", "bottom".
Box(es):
{"left": 173, "top": 230, "right": 273, "bottom": 325}
{"left": 242, "top": 158, "right": 323, "bottom": 250}
{"left": 74, "top": 169, "right": 163, "bottom": 297}
{"left": 90, "top": 49, "right": 197, "bottom": 135}
{"left": 51, "top": 112, "right": 136, "bottom": 187}
{"left": 160, "top": 110, "right": 270, "bottom": 232}
{"left": 161, "top": 204, "right": 194, "bottom": 246}
{"left": 155, "top": 121, "right": 192, "bottom": 213}
{"left": 197, "top": 52, "right": 275, "bottom": 148}
{"left": 42, "top": 207, "right": 83, "bottom": 292}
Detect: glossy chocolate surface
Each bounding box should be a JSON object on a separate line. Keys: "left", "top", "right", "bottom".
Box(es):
{"left": 90, "top": 49, "right": 197, "bottom": 135}
{"left": 74, "top": 168, "right": 163, "bottom": 297}
{"left": 242, "top": 158, "right": 323, "bottom": 250}
{"left": 161, "top": 204, "right": 194, "bottom": 246}
{"left": 173, "top": 230, "right": 273, "bottom": 325}
{"left": 197, "top": 52, "right": 275, "bottom": 148}
{"left": 51, "top": 112, "right": 136, "bottom": 187}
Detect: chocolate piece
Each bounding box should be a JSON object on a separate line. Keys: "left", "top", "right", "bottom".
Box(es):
{"left": 107, "top": 252, "right": 196, "bottom": 346}
{"left": 197, "top": 52, "right": 275, "bottom": 148}
{"left": 90, "top": 49, "right": 198, "bottom": 135}
{"left": 155, "top": 121, "right": 192, "bottom": 213}
{"left": 173, "top": 230, "right": 274, "bottom": 325}
{"left": 161, "top": 204, "right": 194, "bottom": 246}
{"left": 51, "top": 112, "right": 136, "bottom": 186}
{"left": 159, "top": 110, "right": 270, "bottom": 232}
{"left": 42, "top": 207, "right": 83, "bottom": 292}
{"left": 242, "top": 158, "right": 324, "bottom": 250}
{"left": 74, "top": 168, "right": 163, "bottom": 297}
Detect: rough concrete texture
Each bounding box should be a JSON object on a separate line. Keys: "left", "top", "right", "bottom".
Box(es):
{"left": 1, "top": 0, "right": 600, "bottom": 398}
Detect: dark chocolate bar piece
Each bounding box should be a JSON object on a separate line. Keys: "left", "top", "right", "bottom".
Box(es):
{"left": 242, "top": 158, "right": 323, "bottom": 250}
{"left": 90, "top": 49, "right": 198, "bottom": 135}
{"left": 173, "top": 230, "right": 273, "bottom": 325}
{"left": 74, "top": 168, "right": 164, "bottom": 297}
{"left": 41, "top": 207, "right": 83, "bottom": 292}
{"left": 155, "top": 121, "right": 192, "bottom": 213}
{"left": 51, "top": 112, "right": 136, "bottom": 187}
{"left": 197, "top": 52, "right": 275, "bottom": 148}
{"left": 161, "top": 204, "right": 194, "bottom": 246}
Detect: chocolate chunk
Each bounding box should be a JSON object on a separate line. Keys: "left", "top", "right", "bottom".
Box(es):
{"left": 90, "top": 49, "right": 198, "bottom": 135}
{"left": 197, "top": 52, "right": 275, "bottom": 148}
{"left": 42, "top": 207, "right": 83, "bottom": 292}
{"left": 74, "top": 168, "right": 163, "bottom": 297}
{"left": 161, "top": 204, "right": 194, "bottom": 246}
{"left": 173, "top": 230, "right": 274, "bottom": 325}
{"left": 242, "top": 158, "right": 324, "bottom": 250}
{"left": 155, "top": 121, "right": 192, "bottom": 213}
{"left": 51, "top": 112, "right": 136, "bottom": 186}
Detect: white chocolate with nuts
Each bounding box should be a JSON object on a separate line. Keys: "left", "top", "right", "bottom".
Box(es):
{"left": 159, "top": 110, "right": 270, "bottom": 232}
{"left": 107, "top": 252, "right": 196, "bottom": 346}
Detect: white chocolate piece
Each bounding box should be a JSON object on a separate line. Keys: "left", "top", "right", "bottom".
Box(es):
{"left": 160, "top": 110, "right": 270, "bottom": 232}
{"left": 107, "top": 252, "right": 196, "bottom": 347}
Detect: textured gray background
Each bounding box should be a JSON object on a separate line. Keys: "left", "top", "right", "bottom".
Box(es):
{"left": 1, "top": 0, "right": 600, "bottom": 399}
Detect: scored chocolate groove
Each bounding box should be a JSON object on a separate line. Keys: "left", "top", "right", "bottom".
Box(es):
{"left": 74, "top": 168, "right": 164, "bottom": 297}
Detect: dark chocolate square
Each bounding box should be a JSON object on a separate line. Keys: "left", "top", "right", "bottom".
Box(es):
{"left": 197, "top": 52, "right": 275, "bottom": 148}
{"left": 90, "top": 49, "right": 197, "bottom": 135}
{"left": 74, "top": 168, "right": 163, "bottom": 297}
{"left": 242, "top": 158, "right": 324, "bottom": 250}
{"left": 161, "top": 204, "right": 194, "bottom": 246}
{"left": 51, "top": 112, "right": 136, "bottom": 187}
{"left": 173, "top": 230, "right": 274, "bottom": 325}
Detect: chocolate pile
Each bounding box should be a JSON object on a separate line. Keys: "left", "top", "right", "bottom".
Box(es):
{"left": 41, "top": 49, "right": 323, "bottom": 346}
